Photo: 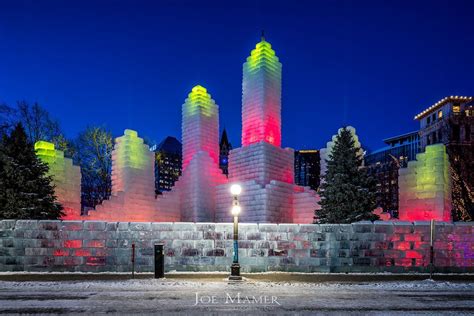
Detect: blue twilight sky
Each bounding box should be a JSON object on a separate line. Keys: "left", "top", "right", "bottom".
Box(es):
{"left": 0, "top": 0, "right": 473, "bottom": 152}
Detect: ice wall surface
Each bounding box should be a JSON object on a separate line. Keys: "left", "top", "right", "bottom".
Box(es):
{"left": 398, "top": 144, "right": 452, "bottom": 221}
{"left": 35, "top": 141, "right": 81, "bottom": 219}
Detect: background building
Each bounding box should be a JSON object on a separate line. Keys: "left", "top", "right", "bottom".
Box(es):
{"left": 415, "top": 96, "right": 474, "bottom": 221}
{"left": 416, "top": 96, "right": 473, "bottom": 149}
{"left": 294, "top": 150, "right": 320, "bottom": 191}
{"left": 151, "top": 136, "right": 182, "bottom": 194}
{"left": 364, "top": 131, "right": 420, "bottom": 217}
{"left": 219, "top": 129, "right": 232, "bottom": 176}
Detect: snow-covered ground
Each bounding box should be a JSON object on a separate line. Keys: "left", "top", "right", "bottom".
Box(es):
{"left": 0, "top": 278, "right": 473, "bottom": 315}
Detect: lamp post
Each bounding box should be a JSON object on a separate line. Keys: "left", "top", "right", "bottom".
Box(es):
{"left": 229, "top": 184, "right": 242, "bottom": 281}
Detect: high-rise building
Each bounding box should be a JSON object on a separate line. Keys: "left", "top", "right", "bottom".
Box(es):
{"left": 219, "top": 129, "right": 232, "bottom": 176}
{"left": 364, "top": 131, "right": 420, "bottom": 217}
{"left": 294, "top": 150, "right": 320, "bottom": 191}
{"left": 151, "top": 136, "right": 182, "bottom": 194}
{"left": 414, "top": 96, "right": 474, "bottom": 221}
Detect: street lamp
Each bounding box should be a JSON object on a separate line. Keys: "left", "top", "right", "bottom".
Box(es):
{"left": 229, "top": 184, "right": 242, "bottom": 281}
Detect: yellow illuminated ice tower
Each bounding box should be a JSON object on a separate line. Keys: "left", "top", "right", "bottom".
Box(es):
{"left": 398, "top": 144, "right": 452, "bottom": 221}
{"left": 88, "top": 129, "right": 181, "bottom": 222}
{"left": 182, "top": 85, "right": 220, "bottom": 170}
{"left": 35, "top": 141, "right": 81, "bottom": 219}
{"left": 170, "top": 85, "right": 227, "bottom": 221}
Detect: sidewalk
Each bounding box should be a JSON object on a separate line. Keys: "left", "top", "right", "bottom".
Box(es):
{"left": 1, "top": 271, "right": 473, "bottom": 282}
{"left": 1, "top": 274, "right": 473, "bottom": 314}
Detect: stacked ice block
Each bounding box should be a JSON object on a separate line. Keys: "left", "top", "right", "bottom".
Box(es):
{"left": 215, "top": 38, "right": 319, "bottom": 223}
{"left": 181, "top": 85, "right": 220, "bottom": 169}
{"left": 228, "top": 142, "right": 294, "bottom": 185}
{"left": 156, "top": 85, "right": 227, "bottom": 222}
{"left": 398, "top": 144, "right": 452, "bottom": 221}
{"left": 216, "top": 180, "right": 294, "bottom": 223}
{"left": 88, "top": 129, "right": 180, "bottom": 222}
{"left": 293, "top": 185, "right": 321, "bottom": 224}
{"left": 34, "top": 141, "right": 81, "bottom": 219}
{"left": 242, "top": 38, "right": 282, "bottom": 147}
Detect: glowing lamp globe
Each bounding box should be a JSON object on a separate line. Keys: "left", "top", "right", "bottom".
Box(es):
{"left": 230, "top": 184, "right": 242, "bottom": 196}
{"left": 231, "top": 205, "right": 241, "bottom": 216}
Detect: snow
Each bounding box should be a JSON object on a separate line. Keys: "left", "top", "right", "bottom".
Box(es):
{"left": 0, "top": 277, "right": 473, "bottom": 314}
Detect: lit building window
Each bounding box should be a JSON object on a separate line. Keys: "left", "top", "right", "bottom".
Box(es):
{"left": 453, "top": 105, "right": 461, "bottom": 113}
{"left": 438, "top": 111, "right": 443, "bottom": 119}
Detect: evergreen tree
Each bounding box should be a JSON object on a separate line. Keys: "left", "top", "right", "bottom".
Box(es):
{"left": 317, "top": 127, "right": 378, "bottom": 223}
{"left": 0, "top": 123, "right": 63, "bottom": 219}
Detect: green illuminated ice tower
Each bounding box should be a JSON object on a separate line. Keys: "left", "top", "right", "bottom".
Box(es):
{"left": 35, "top": 141, "right": 81, "bottom": 219}
{"left": 89, "top": 129, "right": 180, "bottom": 222}
{"left": 166, "top": 85, "right": 227, "bottom": 221}
{"left": 399, "top": 143, "right": 452, "bottom": 221}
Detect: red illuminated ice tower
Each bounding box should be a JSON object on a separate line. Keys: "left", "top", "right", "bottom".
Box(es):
{"left": 241, "top": 34, "right": 282, "bottom": 147}
{"left": 216, "top": 35, "right": 319, "bottom": 223}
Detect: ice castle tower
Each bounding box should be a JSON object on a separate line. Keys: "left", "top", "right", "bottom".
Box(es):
{"left": 35, "top": 141, "right": 82, "bottom": 220}
{"left": 215, "top": 36, "right": 319, "bottom": 223}
{"left": 156, "top": 85, "right": 227, "bottom": 221}
{"left": 398, "top": 143, "right": 452, "bottom": 221}
{"left": 87, "top": 129, "right": 180, "bottom": 222}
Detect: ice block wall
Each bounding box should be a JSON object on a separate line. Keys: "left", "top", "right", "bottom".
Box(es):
{"left": 398, "top": 144, "right": 452, "bottom": 221}
{"left": 35, "top": 141, "right": 81, "bottom": 219}
{"left": 228, "top": 142, "right": 294, "bottom": 185}
{"left": 216, "top": 181, "right": 294, "bottom": 223}
{"left": 320, "top": 126, "right": 364, "bottom": 178}
{"left": 242, "top": 38, "right": 282, "bottom": 147}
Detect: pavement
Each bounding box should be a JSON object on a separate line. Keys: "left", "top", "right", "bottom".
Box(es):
{"left": 0, "top": 273, "right": 473, "bottom": 315}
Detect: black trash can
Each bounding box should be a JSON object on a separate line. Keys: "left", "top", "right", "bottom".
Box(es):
{"left": 154, "top": 244, "right": 164, "bottom": 278}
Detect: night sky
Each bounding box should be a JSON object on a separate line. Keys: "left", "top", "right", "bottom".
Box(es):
{"left": 1, "top": 0, "right": 473, "bottom": 152}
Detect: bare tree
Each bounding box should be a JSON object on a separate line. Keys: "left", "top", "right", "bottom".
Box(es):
{"left": 0, "top": 103, "right": 16, "bottom": 136}
{"left": 16, "top": 101, "right": 62, "bottom": 143}
{"left": 72, "top": 126, "right": 113, "bottom": 211}
{"left": 13, "top": 101, "right": 74, "bottom": 156}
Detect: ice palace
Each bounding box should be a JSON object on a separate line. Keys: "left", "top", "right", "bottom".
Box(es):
{"left": 35, "top": 36, "right": 452, "bottom": 223}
